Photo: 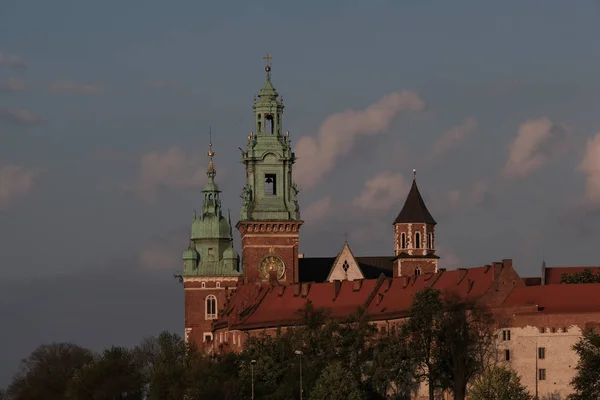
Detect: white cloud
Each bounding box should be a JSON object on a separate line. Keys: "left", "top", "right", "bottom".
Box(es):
{"left": 437, "top": 247, "right": 462, "bottom": 269}
{"left": 132, "top": 147, "right": 208, "bottom": 200}
{"left": 432, "top": 117, "right": 478, "bottom": 158}
{"left": 0, "top": 108, "right": 42, "bottom": 125}
{"left": 353, "top": 171, "right": 410, "bottom": 211}
{"left": 503, "top": 117, "right": 571, "bottom": 179}
{"left": 0, "top": 51, "right": 27, "bottom": 69}
{"left": 140, "top": 228, "right": 188, "bottom": 270}
{"left": 0, "top": 165, "right": 40, "bottom": 209}
{"left": 48, "top": 80, "right": 104, "bottom": 94}
{"left": 294, "top": 91, "right": 425, "bottom": 190}
{"left": 302, "top": 196, "right": 332, "bottom": 223}
{"left": 578, "top": 132, "right": 600, "bottom": 206}
{"left": 445, "top": 179, "right": 490, "bottom": 210}
{"left": 0, "top": 77, "right": 27, "bottom": 93}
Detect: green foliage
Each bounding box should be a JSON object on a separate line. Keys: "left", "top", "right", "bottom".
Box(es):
{"left": 309, "top": 362, "right": 364, "bottom": 400}
{"left": 569, "top": 331, "right": 600, "bottom": 399}
{"left": 370, "top": 332, "right": 415, "bottom": 399}
{"left": 560, "top": 268, "right": 600, "bottom": 284}
{"left": 469, "top": 365, "right": 533, "bottom": 400}
{"left": 5, "top": 343, "right": 94, "bottom": 400}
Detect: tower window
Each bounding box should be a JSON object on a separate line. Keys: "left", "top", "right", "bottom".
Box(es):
{"left": 265, "top": 114, "right": 274, "bottom": 134}
{"left": 415, "top": 232, "right": 421, "bottom": 249}
{"left": 427, "top": 233, "right": 433, "bottom": 249}
{"left": 414, "top": 267, "right": 421, "bottom": 276}
{"left": 265, "top": 174, "right": 277, "bottom": 195}
{"left": 401, "top": 233, "right": 406, "bottom": 249}
{"left": 206, "top": 295, "right": 217, "bottom": 320}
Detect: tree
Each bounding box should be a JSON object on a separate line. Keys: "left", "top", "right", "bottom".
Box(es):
{"left": 569, "top": 331, "right": 600, "bottom": 399}
{"left": 66, "top": 346, "right": 146, "bottom": 399}
{"left": 309, "top": 362, "right": 364, "bottom": 400}
{"left": 560, "top": 268, "right": 600, "bottom": 284}
{"left": 403, "top": 287, "right": 445, "bottom": 400}
{"left": 5, "top": 342, "right": 94, "bottom": 400}
{"left": 436, "top": 293, "right": 497, "bottom": 400}
{"left": 469, "top": 365, "right": 533, "bottom": 400}
{"left": 370, "top": 332, "right": 416, "bottom": 399}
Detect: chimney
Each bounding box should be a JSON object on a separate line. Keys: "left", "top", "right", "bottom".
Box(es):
{"left": 457, "top": 268, "right": 468, "bottom": 284}
{"left": 333, "top": 280, "right": 342, "bottom": 301}
{"left": 301, "top": 283, "right": 311, "bottom": 297}
{"left": 298, "top": 253, "right": 305, "bottom": 258}
{"left": 502, "top": 259, "right": 513, "bottom": 270}
{"left": 352, "top": 279, "right": 363, "bottom": 292}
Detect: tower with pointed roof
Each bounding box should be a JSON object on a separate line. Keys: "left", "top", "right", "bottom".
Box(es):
{"left": 392, "top": 170, "right": 439, "bottom": 277}
{"left": 182, "top": 138, "right": 241, "bottom": 347}
{"left": 236, "top": 55, "right": 303, "bottom": 284}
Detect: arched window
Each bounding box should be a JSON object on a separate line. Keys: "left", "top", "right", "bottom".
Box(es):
{"left": 427, "top": 233, "right": 433, "bottom": 249}
{"left": 216, "top": 282, "right": 221, "bottom": 288}
{"left": 415, "top": 232, "right": 421, "bottom": 249}
{"left": 201, "top": 282, "right": 206, "bottom": 288}
{"left": 401, "top": 233, "right": 406, "bottom": 249}
{"left": 206, "top": 295, "right": 217, "bottom": 320}
{"left": 415, "top": 267, "right": 421, "bottom": 276}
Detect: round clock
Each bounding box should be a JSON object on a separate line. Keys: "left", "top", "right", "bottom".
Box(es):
{"left": 259, "top": 254, "right": 286, "bottom": 280}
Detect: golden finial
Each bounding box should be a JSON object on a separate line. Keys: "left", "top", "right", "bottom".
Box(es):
{"left": 413, "top": 169, "right": 416, "bottom": 180}
{"left": 263, "top": 53, "right": 272, "bottom": 79}
{"left": 208, "top": 126, "right": 215, "bottom": 158}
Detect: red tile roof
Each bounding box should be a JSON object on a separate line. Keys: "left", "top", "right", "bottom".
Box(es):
{"left": 502, "top": 283, "right": 600, "bottom": 313}
{"left": 522, "top": 277, "right": 542, "bottom": 286}
{"left": 545, "top": 266, "right": 600, "bottom": 284}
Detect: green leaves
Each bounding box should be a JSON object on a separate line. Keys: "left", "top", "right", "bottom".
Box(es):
{"left": 469, "top": 366, "right": 533, "bottom": 400}
{"left": 569, "top": 331, "right": 600, "bottom": 399}
{"left": 560, "top": 268, "right": 600, "bottom": 284}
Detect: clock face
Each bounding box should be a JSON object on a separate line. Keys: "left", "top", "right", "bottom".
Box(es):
{"left": 259, "top": 254, "right": 286, "bottom": 280}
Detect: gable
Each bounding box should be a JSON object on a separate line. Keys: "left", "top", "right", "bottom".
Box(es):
{"left": 326, "top": 243, "right": 365, "bottom": 282}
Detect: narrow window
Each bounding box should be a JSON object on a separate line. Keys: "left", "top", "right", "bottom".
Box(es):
{"left": 233, "top": 333, "right": 237, "bottom": 345}
{"left": 540, "top": 327, "right": 546, "bottom": 333}
{"left": 201, "top": 282, "right": 206, "bottom": 288}
{"left": 505, "top": 349, "right": 510, "bottom": 361}
{"left": 538, "top": 347, "right": 545, "bottom": 359}
{"left": 265, "top": 174, "right": 277, "bottom": 195}
{"left": 427, "top": 233, "right": 433, "bottom": 249}
{"left": 538, "top": 368, "right": 546, "bottom": 381}
{"left": 216, "top": 282, "right": 221, "bottom": 288}
{"left": 415, "top": 232, "right": 421, "bottom": 249}
{"left": 204, "top": 333, "right": 213, "bottom": 342}
{"left": 550, "top": 327, "right": 556, "bottom": 333}
{"left": 206, "top": 295, "right": 217, "bottom": 320}
{"left": 414, "top": 267, "right": 421, "bottom": 276}
{"left": 401, "top": 233, "right": 406, "bottom": 249}
{"left": 265, "top": 114, "right": 274, "bottom": 134}
{"left": 502, "top": 330, "right": 511, "bottom": 341}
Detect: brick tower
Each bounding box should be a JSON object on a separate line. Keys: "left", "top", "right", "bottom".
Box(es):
{"left": 182, "top": 139, "right": 241, "bottom": 348}
{"left": 236, "top": 55, "right": 303, "bottom": 284}
{"left": 392, "top": 170, "right": 439, "bottom": 276}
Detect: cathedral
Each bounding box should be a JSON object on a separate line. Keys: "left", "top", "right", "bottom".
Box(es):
{"left": 181, "top": 57, "right": 440, "bottom": 345}
{"left": 179, "top": 56, "right": 600, "bottom": 399}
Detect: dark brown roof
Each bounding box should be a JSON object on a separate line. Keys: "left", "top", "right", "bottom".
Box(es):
{"left": 299, "top": 256, "right": 393, "bottom": 283}
{"left": 522, "top": 277, "right": 542, "bottom": 286}
{"left": 393, "top": 179, "right": 437, "bottom": 225}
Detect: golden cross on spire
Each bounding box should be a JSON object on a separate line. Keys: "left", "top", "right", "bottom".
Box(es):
{"left": 208, "top": 126, "right": 215, "bottom": 158}
{"left": 263, "top": 53, "right": 272, "bottom": 66}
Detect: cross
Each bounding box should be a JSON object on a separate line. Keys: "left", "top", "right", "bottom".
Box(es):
{"left": 263, "top": 53, "right": 272, "bottom": 66}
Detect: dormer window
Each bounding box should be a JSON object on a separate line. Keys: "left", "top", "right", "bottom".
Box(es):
{"left": 415, "top": 232, "right": 421, "bottom": 249}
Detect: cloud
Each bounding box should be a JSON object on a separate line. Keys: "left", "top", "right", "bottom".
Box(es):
{"left": 0, "top": 108, "right": 42, "bottom": 125}
{"left": 431, "top": 117, "right": 478, "bottom": 158}
{"left": 144, "top": 80, "right": 178, "bottom": 90}
{"left": 131, "top": 147, "right": 208, "bottom": 200}
{"left": 0, "top": 77, "right": 27, "bottom": 93}
{"left": 353, "top": 171, "right": 410, "bottom": 211}
{"left": 446, "top": 179, "right": 491, "bottom": 209}
{"left": 140, "top": 228, "right": 188, "bottom": 270}
{"left": 302, "top": 196, "right": 332, "bottom": 223}
{"left": 294, "top": 91, "right": 425, "bottom": 190}
{"left": 0, "top": 51, "right": 27, "bottom": 69}
{"left": 578, "top": 132, "right": 600, "bottom": 206}
{"left": 0, "top": 165, "right": 40, "bottom": 209}
{"left": 48, "top": 80, "right": 104, "bottom": 94}
{"left": 437, "top": 247, "right": 462, "bottom": 269}
{"left": 503, "top": 117, "right": 572, "bottom": 179}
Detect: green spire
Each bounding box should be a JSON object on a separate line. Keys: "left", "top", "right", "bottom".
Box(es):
{"left": 183, "top": 133, "right": 240, "bottom": 277}
{"left": 239, "top": 54, "right": 301, "bottom": 221}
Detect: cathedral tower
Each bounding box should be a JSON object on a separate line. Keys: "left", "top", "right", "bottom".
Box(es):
{"left": 392, "top": 170, "right": 439, "bottom": 277}
{"left": 237, "top": 55, "right": 303, "bottom": 284}
{"left": 182, "top": 138, "right": 241, "bottom": 347}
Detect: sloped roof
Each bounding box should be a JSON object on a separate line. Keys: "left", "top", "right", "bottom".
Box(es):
{"left": 502, "top": 283, "right": 600, "bottom": 313}
{"left": 299, "top": 256, "right": 393, "bottom": 283}
{"left": 393, "top": 179, "right": 437, "bottom": 225}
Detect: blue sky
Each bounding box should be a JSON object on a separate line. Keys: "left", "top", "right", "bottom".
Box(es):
{"left": 2, "top": 0, "right": 600, "bottom": 387}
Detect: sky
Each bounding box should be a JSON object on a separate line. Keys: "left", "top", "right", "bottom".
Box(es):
{"left": 2, "top": 0, "right": 600, "bottom": 387}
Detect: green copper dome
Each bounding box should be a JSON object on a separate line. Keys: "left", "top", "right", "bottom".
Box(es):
{"left": 183, "top": 241, "right": 199, "bottom": 260}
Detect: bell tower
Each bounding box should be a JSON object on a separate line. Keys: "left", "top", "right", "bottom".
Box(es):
{"left": 237, "top": 54, "right": 303, "bottom": 284}
{"left": 392, "top": 170, "right": 439, "bottom": 277}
